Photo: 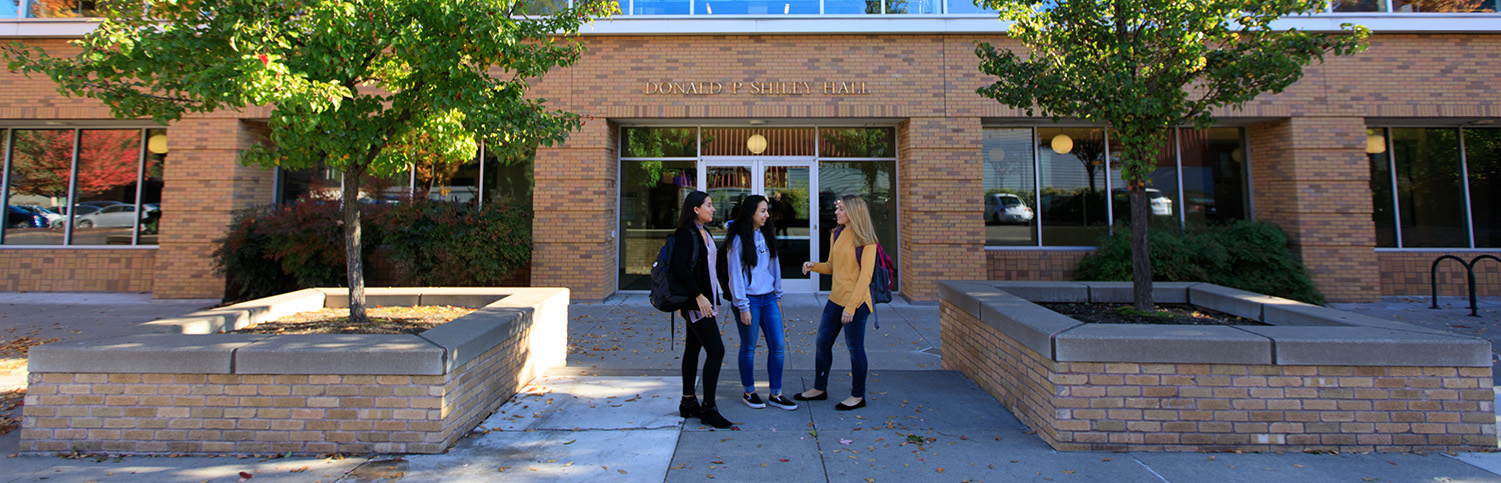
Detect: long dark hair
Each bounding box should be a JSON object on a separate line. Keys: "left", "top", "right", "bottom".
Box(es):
{"left": 676, "top": 190, "right": 710, "bottom": 229}
{"left": 724, "top": 195, "right": 778, "bottom": 269}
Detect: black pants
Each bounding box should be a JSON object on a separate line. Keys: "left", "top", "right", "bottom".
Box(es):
{"left": 681, "top": 314, "right": 724, "bottom": 403}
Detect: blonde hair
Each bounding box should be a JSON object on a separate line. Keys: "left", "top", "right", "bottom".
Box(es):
{"left": 839, "top": 194, "right": 878, "bottom": 247}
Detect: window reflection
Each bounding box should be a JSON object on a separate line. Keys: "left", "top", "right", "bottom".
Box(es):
{"left": 817, "top": 160, "right": 897, "bottom": 291}
{"left": 1369, "top": 128, "right": 1398, "bottom": 247}
{"left": 1332, "top": 0, "right": 1389, "bottom": 11}
{"left": 1178, "top": 128, "right": 1247, "bottom": 228}
{"left": 70, "top": 130, "right": 145, "bottom": 246}
{"left": 138, "top": 129, "right": 166, "bottom": 244}
{"left": 2, "top": 0, "right": 17, "bottom": 18}
{"left": 622, "top": 127, "right": 697, "bottom": 158}
{"left": 631, "top": 0, "right": 689, "bottom": 14}
{"left": 823, "top": 0, "right": 880, "bottom": 13}
{"left": 1391, "top": 128, "right": 1468, "bottom": 247}
{"left": 982, "top": 128, "right": 1037, "bottom": 246}
{"left": 819, "top": 127, "right": 895, "bottom": 158}
{"left": 1038, "top": 127, "right": 1108, "bottom": 246}
{"left": 1464, "top": 128, "right": 1501, "bottom": 247}
{"left": 4, "top": 130, "right": 73, "bottom": 245}
{"left": 698, "top": 0, "right": 818, "bottom": 14}
{"left": 27, "top": 0, "right": 104, "bottom": 18}
{"left": 1393, "top": 0, "right": 1498, "bottom": 12}
{"left": 619, "top": 160, "right": 697, "bottom": 290}
{"left": 1108, "top": 130, "right": 1179, "bottom": 228}
{"left": 481, "top": 146, "right": 534, "bottom": 211}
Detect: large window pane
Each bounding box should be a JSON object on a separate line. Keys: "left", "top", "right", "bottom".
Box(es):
{"left": 944, "top": 0, "right": 997, "bottom": 13}
{"left": 818, "top": 160, "right": 897, "bottom": 291}
{"left": 2, "top": 0, "right": 18, "bottom": 19}
{"left": 27, "top": 0, "right": 104, "bottom": 18}
{"left": 819, "top": 127, "right": 895, "bottom": 158}
{"left": 1394, "top": 0, "right": 1498, "bottom": 12}
{"left": 278, "top": 166, "right": 341, "bottom": 203}
{"left": 1038, "top": 127, "right": 1107, "bottom": 246}
{"left": 1466, "top": 128, "right": 1501, "bottom": 247}
{"left": 1108, "top": 130, "right": 1179, "bottom": 229}
{"left": 4, "top": 130, "right": 72, "bottom": 245}
{"left": 698, "top": 0, "right": 818, "bottom": 14}
{"left": 1179, "top": 127, "right": 1248, "bottom": 228}
{"left": 418, "top": 154, "right": 481, "bottom": 206}
{"left": 1392, "top": 128, "right": 1468, "bottom": 247}
{"left": 1368, "top": 128, "right": 1398, "bottom": 247}
{"left": 619, "top": 160, "right": 697, "bottom": 290}
{"left": 631, "top": 0, "right": 690, "bottom": 14}
{"left": 138, "top": 129, "right": 166, "bottom": 245}
{"left": 703, "top": 127, "right": 815, "bottom": 157}
{"left": 1333, "top": 0, "right": 1389, "bottom": 11}
{"left": 824, "top": 0, "right": 880, "bottom": 14}
{"left": 481, "top": 146, "right": 534, "bottom": 211}
{"left": 69, "top": 130, "right": 144, "bottom": 246}
{"left": 621, "top": 127, "right": 696, "bottom": 158}
{"left": 982, "top": 128, "right": 1037, "bottom": 246}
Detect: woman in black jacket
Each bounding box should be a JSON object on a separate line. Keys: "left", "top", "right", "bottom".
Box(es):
{"left": 671, "top": 190, "right": 733, "bottom": 429}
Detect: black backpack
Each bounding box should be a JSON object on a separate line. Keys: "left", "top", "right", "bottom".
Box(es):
{"left": 649, "top": 229, "right": 700, "bottom": 312}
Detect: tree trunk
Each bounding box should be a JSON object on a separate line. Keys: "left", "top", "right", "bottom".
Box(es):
{"left": 342, "top": 167, "right": 367, "bottom": 324}
{"left": 1130, "top": 182, "right": 1153, "bottom": 312}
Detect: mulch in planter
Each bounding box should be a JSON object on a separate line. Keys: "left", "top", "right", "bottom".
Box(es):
{"left": 1041, "top": 303, "right": 1266, "bottom": 326}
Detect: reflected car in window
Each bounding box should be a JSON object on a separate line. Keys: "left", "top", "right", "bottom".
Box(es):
{"left": 6, "top": 205, "right": 46, "bottom": 229}
{"left": 16, "top": 205, "right": 64, "bottom": 228}
{"left": 984, "top": 193, "right": 1034, "bottom": 225}
{"left": 1111, "top": 188, "right": 1174, "bottom": 217}
{"left": 74, "top": 204, "right": 146, "bottom": 228}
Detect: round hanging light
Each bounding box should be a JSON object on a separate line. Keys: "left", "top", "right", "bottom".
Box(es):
{"left": 1050, "top": 134, "right": 1073, "bottom": 155}
{"left": 747, "top": 134, "right": 768, "bottom": 155}
{"left": 1365, "top": 133, "right": 1387, "bottom": 154}
{"left": 147, "top": 134, "right": 169, "bottom": 154}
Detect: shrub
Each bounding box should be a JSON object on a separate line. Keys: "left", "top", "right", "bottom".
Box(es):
{"left": 1074, "top": 220, "right": 1326, "bottom": 305}
{"left": 214, "top": 197, "right": 530, "bottom": 302}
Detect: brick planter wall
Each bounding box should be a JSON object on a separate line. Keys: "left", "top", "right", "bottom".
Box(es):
{"left": 939, "top": 281, "right": 1496, "bottom": 453}
{"left": 20, "top": 288, "right": 566, "bottom": 455}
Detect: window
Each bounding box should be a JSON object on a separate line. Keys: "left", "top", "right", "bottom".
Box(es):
{"left": 1372, "top": 127, "right": 1501, "bottom": 248}
{"left": 276, "top": 143, "right": 530, "bottom": 210}
{"left": 983, "top": 126, "right": 1249, "bottom": 247}
{"left": 2, "top": 128, "right": 166, "bottom": 246}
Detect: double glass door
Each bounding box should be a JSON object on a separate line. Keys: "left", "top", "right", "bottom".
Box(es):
{"left": 700, "top": 158, "right": 817, "bottom": 292}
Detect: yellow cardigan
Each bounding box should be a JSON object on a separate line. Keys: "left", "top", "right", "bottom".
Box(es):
{"left": 810, "top": 230, "right": 877, "bottom": 316}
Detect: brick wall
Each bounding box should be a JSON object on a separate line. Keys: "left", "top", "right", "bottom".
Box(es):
{"left": 941, "top": 300, "right": 1497, "bottom": 452}
{"left": 987, "top": 249, "right": 1093, "bottom": 282}
{"left": 898, "top": 118, "right": 988, "bottom": 300}
{"left": 0, "top": 249, "right": 155, "bottom": 292}
{"left": 530, "top": 120, "right": 619, "bottom": 302}
{"left": 1379, "top": 250, "right": 1501, "bottom": 297}
{"left": 20, "top": 319, "right": 536, "bottom": 455}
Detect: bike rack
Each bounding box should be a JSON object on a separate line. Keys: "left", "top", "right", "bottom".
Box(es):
{"left": 1430, "top": 254, "right": 1500, "bottom": 317}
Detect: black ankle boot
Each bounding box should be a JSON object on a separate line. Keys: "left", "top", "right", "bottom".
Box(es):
{"left": 679, "top": 396, "right": 701, "bottom": 418}
{"left": 696, "top": 402, "right": 733, "bottom": 429}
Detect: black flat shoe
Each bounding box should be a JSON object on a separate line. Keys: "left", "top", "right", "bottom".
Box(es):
{"left": 834, "top": 399, "right": 866, "bottom": 411}
{"left": 793, "top": 391, "right": 828, "bottom": 401}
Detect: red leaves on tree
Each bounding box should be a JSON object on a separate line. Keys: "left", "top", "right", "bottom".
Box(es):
{"left": 9, "top": 130, "right": 141, "bottom": 200}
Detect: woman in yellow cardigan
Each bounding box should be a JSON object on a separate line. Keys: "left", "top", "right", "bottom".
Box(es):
{"left": 795, "top": 194, "right": 877, "bottom": 411}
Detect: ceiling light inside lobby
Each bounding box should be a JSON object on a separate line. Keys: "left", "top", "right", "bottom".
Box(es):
{"left": 1365, "top": 133, "right": 1386, "bottom": 154}
{"left": 1050, "top": 134, "right": 1073, "bottom": 155}
{"left": 148, "top": 134, "right": 169, "bottom": 154}
{"left": 747, "top": 134, "right": 768, "bottom": 155}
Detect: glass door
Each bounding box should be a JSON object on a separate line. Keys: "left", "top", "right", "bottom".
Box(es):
{"left": 701, "top": 158, "right": 817, "bottom": 292}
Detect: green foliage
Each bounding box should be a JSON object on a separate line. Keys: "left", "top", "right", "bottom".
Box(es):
{"left": 215, "top": 198, "right": 531, "bottom": 302}
{"left": 1114, "top": 306, "right": 1171, "bottom": 319}
{"left": 1075, "top": 220, "right": 1326, "bottom": 305}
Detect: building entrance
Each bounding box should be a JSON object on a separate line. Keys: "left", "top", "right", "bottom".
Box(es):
{"left": 701, "top": 158, "right": 818, "bottom": 292}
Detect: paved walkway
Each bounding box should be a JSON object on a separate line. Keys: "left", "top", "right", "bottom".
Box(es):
{"left": 1, "top": 292, "right": 1500, "bottom": 482}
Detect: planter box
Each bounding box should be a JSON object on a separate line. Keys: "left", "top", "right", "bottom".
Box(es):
{"left": 939, "top": 281, "right": 1496, "bottom": 453}
{"left": 20, "top": 287, "right": 569, "bottom": 456}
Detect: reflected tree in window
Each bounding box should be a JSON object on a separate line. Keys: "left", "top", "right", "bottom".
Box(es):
{"left": 10, "top": 130, "right": 138, "bottom": 203}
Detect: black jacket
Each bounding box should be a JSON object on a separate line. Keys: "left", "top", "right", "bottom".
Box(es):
{"left": 670, "top": 224, "right": 714, "bottom": 303}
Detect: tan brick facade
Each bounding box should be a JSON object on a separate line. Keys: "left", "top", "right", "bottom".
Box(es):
{"left": 2, "top": 34, "right": 1499, "bottom": 302}
{"left": 941, "top": 300, "right": 1497, "bottom": 452}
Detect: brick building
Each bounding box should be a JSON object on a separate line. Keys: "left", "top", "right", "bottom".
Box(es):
{"left": 1, "top": 7, "right": 1498, "bottom": 303}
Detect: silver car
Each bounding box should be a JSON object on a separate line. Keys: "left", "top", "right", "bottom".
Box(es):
{"left": 74, "top": 204, "right": 148, "bottom": 228}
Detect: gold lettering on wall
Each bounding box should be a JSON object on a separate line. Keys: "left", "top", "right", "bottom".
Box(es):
{"left": 644, "top": 81, "right": 871, "bottom": 96}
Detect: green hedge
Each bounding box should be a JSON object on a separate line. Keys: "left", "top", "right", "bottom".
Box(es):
{"left": 1074, "top": 220, "right": 1326, "bottom": 305}
{"left": 214, "top": 198, "right": 531, "bottom": 302}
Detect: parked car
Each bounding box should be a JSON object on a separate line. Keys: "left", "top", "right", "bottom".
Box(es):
{"left": 5, "top": 205, "right": 46, "bottom": 229}
{"left": 984, "top": 193, "right": 1034, "bottom": 225}
{"left": 74, "top": 204, "right": 148, "bottom": 228}
{"left": 1111, "top": 188, "right": 1173, "bottom": 217}
{"left": 16, "top": 205, "right": 64, "bottom": 228}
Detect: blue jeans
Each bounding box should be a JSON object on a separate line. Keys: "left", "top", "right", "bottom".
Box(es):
{"left": 813, "top": 300, "right": 870, "bottom": 398}
{"left": 734, "top": 293, "right": 786, "bottom": 395}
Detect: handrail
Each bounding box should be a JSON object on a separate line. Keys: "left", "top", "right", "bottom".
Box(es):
{"left": 1429, "top": 254, "right": 1498, "bottom": 317}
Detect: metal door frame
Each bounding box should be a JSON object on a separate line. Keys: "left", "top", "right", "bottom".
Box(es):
{"left": 700, "top": 156, "right": 819, "bottom": 292}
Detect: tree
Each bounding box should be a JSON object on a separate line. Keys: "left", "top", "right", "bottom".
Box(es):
{"left": 6, "top": 0, "right": 614, "bottom": 321}
{"left": 10, "top": 130, "right": 141, "bottom": 202}
{"left": 976, "top": 0, "right": 1368, "bottom": 310}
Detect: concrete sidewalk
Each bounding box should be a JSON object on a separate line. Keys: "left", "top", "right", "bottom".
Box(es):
{"left": 2, "top": 292, "right": 1501, "bottom": 482}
